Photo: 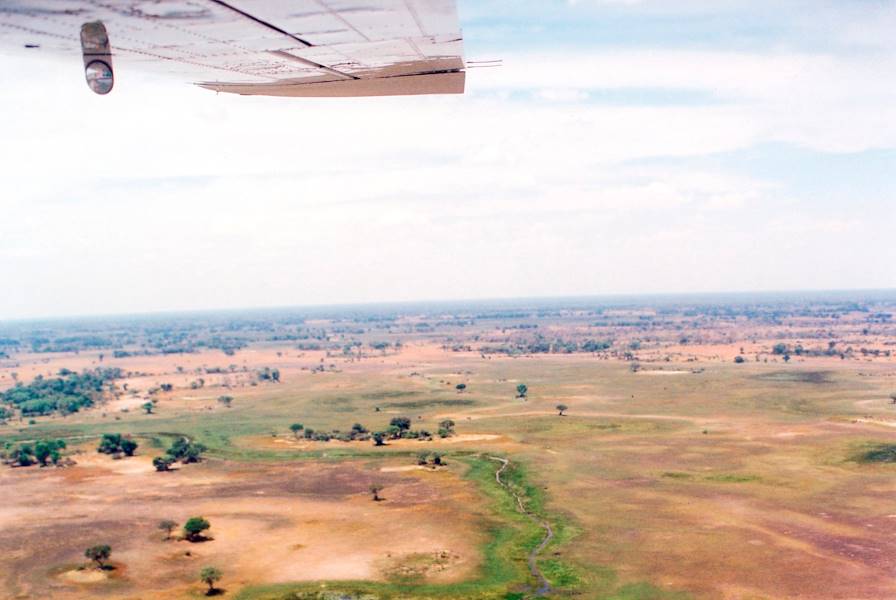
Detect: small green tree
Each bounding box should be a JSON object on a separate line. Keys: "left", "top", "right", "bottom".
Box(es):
{"left": 142, "top": 401, "right": 154, "bottom": 414}
{"left": 455, "top": 383, "right": 466, "bottom": 392}
{"left": 516, "top": 383, "right": 528, "bottom": 398}
{"left": 556, "top": 404, "right": 568, "bottom": 416}
{"left": 183, "top": 516, "right": 211, "bottom": 542}
{"left": 158, "top": 520, "right": 177, "bottom": 540}
{"left": 85, "top": 544, "right": 111, "bottom": 568}
{"left": 372, "top": 432, "right": 385, "bottom": 446}
{"left": 890, "top": 393, "right": 896, "bottom": 405}
{"left": 217, "top": 395, "right": 233, "bottom": 408}
{"left": 289, "top": 423, "right": 304, "bottom": 438}
{"left": 199, "top": 566, "right": 222, "bottom": 595}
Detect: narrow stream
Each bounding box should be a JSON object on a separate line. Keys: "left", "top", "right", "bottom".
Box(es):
{"left": 488, "top": 456, "right": 554, "bottom": 597}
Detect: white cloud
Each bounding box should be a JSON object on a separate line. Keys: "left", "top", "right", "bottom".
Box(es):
{"left": 1, "top": 1, "right": 894, "bottom": 318}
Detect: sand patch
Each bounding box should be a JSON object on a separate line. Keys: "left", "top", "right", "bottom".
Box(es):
{"left": 60, "top": 568, "right": 107, "bottom": 583}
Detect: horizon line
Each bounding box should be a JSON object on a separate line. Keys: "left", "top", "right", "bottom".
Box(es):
{"left": 3, "top": 287, "right": 895, "bottom": 325}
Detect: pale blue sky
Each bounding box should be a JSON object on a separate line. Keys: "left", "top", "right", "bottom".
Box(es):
{"left": 1, "top": 0, "right": 894, "bottom": 319}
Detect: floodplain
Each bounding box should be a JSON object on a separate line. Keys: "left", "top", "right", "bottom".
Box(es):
{"left": 1, "top": 293, "right": 895, "bottom": 599}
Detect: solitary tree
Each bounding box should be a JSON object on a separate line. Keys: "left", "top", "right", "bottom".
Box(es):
{"left": 142, "top": 402, "right": 154, "bottom": 414}
{"left": 85, "top": 544, "right": 111, "bottom": 568}
{"left": 516, "top": 383, "right": 528, "bottom": 399}
{"left": 455, "top": 383, "right": 466, "bottom": 392}
{"left": 556, "top": 404, "right": 568, "bottom": 416}
{"left": 438, "top": 418, "right": 456, "bottom": 438}
{"left": 372, "top": 432, "right": 385, "bottom": 446}
{"left": 120, "top": 438, "right": 138, "bottom": 457}
{"left": 289, "top": 423, "right": 304, "bottom": 438}
{"left": 199, "top": 566, "right": 222, "bottom": 595}
{"left": 153, "top": 456, "right": 174, "bottom": 471}
{"left": 217, "top": 395, "right": 233, "bottom": 408}
{"left": 890, "top": 392, "right": 896, "bottom": 405}
{"left": 158, "top": 520, "right": 178, "bottom": 540}
{"left": 183, "top": 516, "right": 211, "bottom": 542}
{"left": 389, "top": 417, "right": 411, "bottom": 432}
{"left": 369, "top": 484, "right": 383, "bottom": 501}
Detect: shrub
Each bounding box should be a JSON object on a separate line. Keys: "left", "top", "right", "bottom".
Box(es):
{"left": 85, "top": 544, "right": 111, "bottom": 568}
{"left": 166, "top": 437, "right": 206, "bottom": 463}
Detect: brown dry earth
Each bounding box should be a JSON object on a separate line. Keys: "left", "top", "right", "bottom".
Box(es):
{"left": 0, "top": 449, "right": 483, "bottom": 599}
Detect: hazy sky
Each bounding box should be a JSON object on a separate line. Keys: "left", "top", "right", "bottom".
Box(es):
{"left": 2, "top": 0, "right": 895, "bottom": 319}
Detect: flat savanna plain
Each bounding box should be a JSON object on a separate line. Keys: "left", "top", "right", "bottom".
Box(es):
{"left": 1, "top": 302, "right": 895, "bottom": 600}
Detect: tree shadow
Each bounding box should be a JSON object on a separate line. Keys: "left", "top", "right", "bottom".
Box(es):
{"left": 205, "top": 587, "right": 226, "bottom": 596}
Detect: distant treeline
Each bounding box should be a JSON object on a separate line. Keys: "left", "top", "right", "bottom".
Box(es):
{"left": 479, "top": 338, "right": 613, "bottom": 355}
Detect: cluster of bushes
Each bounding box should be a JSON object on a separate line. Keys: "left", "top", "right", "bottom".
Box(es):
{"left": 97, "top": 433, "right": 138, "bottom": 457}
{"left": 257, "top": 367, "right": 281, "bottom": 382}
{"left": 416, "top": 451, "right": 446, "bottom": 467}
{"left": 0, "top": 367, "right": 121, "bottom": 416}
{"left": 2, "top": 439, "right": 67, "bottom": 467}
{"left": 291, "top": 417, "right": 457, "bottom": 445}
{"left": 481, "top": 338, "right": 613, "bottom": 356}
{"left": 373, "top": 417, "right": 455, "bottom": 445}
{"left": 290, "top": 422, "right": 371, "bottom": 442}
{"left": 153, "top": 437, "right": 207, "bottom": 471}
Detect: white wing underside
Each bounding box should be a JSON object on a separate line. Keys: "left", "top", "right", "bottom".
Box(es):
{"left": 0, "top": 0, "right": 465, "bottom": 96}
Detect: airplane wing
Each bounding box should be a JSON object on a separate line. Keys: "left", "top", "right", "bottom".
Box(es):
{"left": 0, "top": 0, "right": 465, "bottom": 97}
